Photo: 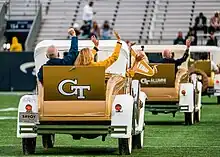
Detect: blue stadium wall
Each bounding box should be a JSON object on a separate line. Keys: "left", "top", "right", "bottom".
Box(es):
{"left": 0, "top": 52, "right": 36, "bottom": 91}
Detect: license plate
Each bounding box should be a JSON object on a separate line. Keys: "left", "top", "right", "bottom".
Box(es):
{"left": 19, "top": 112, "right": 38, "bottom": 123}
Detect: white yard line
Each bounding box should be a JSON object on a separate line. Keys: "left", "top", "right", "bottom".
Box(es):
{"left": 144, "top": 145, "right": 220, "bottom": 148}
{"left": 0, "top": 108, "right": 17, "bottom": 112}
{"left": 0, "top": 92, "right": 33, "bottom": 96}
{"left": 0, "top": 116, "right": 17, "bottom": 120}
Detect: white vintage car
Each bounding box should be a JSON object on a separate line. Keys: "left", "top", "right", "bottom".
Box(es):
{"left": 16, "top": 40, "right": 146, "bottom": 155}
{"left": 132, "top": 45, "right": 203, "bottom": 125}
{"left": 189, "top": 46, "right": 220, "bottom": 103}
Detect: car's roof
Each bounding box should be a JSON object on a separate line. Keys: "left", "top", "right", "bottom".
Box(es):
{"left": 132, "top": 45, "right": 220, "bottom": 53}
{"left": 132, "top": 45, "right": 187, "bottom": 52}
{"left": 190, "top": 46, "right": 220, "bottom": 52}
{"left": 34, "top": 40, "right": 130, "bottom": 77}
{"left": 35, "top": 39, "right": 129, "bottom": 58}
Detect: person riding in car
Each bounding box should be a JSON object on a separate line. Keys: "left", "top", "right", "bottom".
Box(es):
{"left": 73, "top": 31, "right": 145, "bottom": 76}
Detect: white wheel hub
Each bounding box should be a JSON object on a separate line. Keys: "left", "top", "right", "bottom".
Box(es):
{"left": 191, "top": 112, "right": 194, "bottom": 124}
{"left": 198, "top": 109, "right": 201, "bottom": 121}
{"left": 140, "top": 130, "right": 144, "bottom": 148}
{"left": 128, "top": 136, "right": 132, "bottom": 154}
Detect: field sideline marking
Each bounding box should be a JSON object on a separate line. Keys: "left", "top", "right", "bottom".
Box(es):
{"left": 0, "top": 108, "right": 17, "bottom": 112}
{"left": 0, "top": 116, "right": 17, "bottom": 120}
{"left": 0, "top": 92, "right": 33, "bottom": 95}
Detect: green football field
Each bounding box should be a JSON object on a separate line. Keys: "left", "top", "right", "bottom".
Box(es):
{"left": 0, "top": 95, "right": 220, "bottom": 157}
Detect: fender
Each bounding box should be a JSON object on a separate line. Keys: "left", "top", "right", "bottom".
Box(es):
{"left": 17, "top": 95, "right": 38, "bottom": 138}
{"left": 196, "top": 82, "right": 202, "bottom": 110}
{"left": 111, "top": 95, "right": 133, "bottom": 138}
{"left": 214, "top": 74, "right": 220, "bottom": 96}
{"left": 136, "top": 91, "right": 146, "bottom": 132}
{"left": 179, "top": 83, "right": 194, "bottom": 113}
{"left": 131, "top": 80, "right": 147, "bottom": 133}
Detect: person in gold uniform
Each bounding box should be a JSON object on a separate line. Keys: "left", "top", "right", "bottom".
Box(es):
{"left": 10, "top": 36, "right": 23, "bottom": 52}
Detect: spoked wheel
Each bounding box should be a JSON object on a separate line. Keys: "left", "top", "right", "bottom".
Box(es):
{"left": 42, "top": 134, "right": 55, "bottom": 149}
{"left": 132, "top": 129, "right": 144, "bottom": 149}
{"left": 118, "top": 137, "right": 132, "bottom": 155}
{"left": 188, "top": 68, "right": 208, "bottom": 93}
{"left": 22, "top": 138, "right": 36, "bottom": 155}
{"left": 184, "top": 112, "right": 194, "bottom": 125}
{"left": 194, "top": 109, "right": 201, "bottom": 123}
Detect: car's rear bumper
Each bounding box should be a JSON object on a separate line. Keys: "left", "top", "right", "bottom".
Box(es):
{"left": 145, "top": 104, "right": 179, "bottom": 113}
{"left": 19, "top": 123, "right": 127, "bottom": 135}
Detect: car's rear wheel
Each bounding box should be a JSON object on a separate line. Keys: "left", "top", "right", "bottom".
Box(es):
{"left": 118, "top": 137, "right": 132, "bottom": 155}
{"left": 185, "top": 112, "right": 194, "bottom": 125}
{"left": 194, "top": 109, "right": 201, "bottom": 123}
{"left": 42, "top": 134, "right": 55, "bottom": 149}
{"left": 22, "top": 138, "right": 36, "bottom": 155}
{"left": 132, "top": 129, "right": 144, "bottom": 149}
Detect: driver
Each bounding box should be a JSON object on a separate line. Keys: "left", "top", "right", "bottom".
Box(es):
{"left": 38, "top": 28, "right": 78, "bottom": 84}
{"left": 200, "top": 52, "right": 219, "bottom": 74}
{"left": 211, "top": 61, "right": 219, "bottom": 73}
{"left": 153, "top": 39, "right": 191, "bottom": 73}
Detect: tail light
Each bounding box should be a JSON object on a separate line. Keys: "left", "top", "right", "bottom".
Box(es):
{"left": 115, "top": 104, "right": 122, "bottom": 112}
{"left": 25, "top": 104, "right": 32, "bottom": 112}
{"left": 181, "top": 90, "right": 186, "bottom": 96}
{"left": 216, "top": 80, "right": 219, "bottom": 84}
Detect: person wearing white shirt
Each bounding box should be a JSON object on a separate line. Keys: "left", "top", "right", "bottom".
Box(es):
{"left": 207, "top": 53, "right": 219, "bottom": 73}
{"left": 82, "top": 1, "right": 94, "bottom": 26}
{"left": 211, "top": 61, "right": 219, "bottom": 73}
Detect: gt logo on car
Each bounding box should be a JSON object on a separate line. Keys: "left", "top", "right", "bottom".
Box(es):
{"left": 58, "top": 79, "right": 90, "bottom": 99}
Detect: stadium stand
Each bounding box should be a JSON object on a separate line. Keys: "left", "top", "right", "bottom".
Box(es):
{"left": 36, "top": 0, "right": 157, "bottom": 44}
{"left": 4, "top": 0, "right": 219, "bottom": 49}
{"left": 114, "top": 0, "right": 155, "bottom": 43}
{"left": 151, "top": 0, "right": 220, "bottom": 44}
{"left": 25, "top": 2, "right": 42, "bottom": 51}
{"left": 0, "top": 1, "right": 7, "bottom": 50}
{"left": 75, "top": 0, "right": 117, "bottom": 28}
{"left": 7, "top": 0, "right": 40, "bottom": 20}
{"left": 153, "top": 0, "right": 193, "bottom": 41}
{"left": 2, "top": 0, "right": 42, "bottom": 50}
{"left": 192, "top": 0, "right": 220, "bottom": 45}
{"left": 35, "top": 0, "right": 79, "bottom": 44}
{"left": 0, "top": 1, "right": 5, "bottom": 7}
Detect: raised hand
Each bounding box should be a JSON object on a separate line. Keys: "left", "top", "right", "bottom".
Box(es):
{"left": 127, "top": 41, "right": 136, "bottom": 48}
{"left": 186, "top": 39, "right": 191, "bottom": 48}
{"left": 114, "top": 31, "right": 121, "bottom": 41}
{"left": 68, "top": 27, "right": 76, "bottom": 36}
{"left": 135, "top": 51, "right": 145, "bottom": 62}
{"left": 91, "top": 35, "right": 99, "bottom": 47}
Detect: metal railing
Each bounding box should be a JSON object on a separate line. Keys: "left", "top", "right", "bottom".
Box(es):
{"left": 0, "top": 3, "right": 7, "bottom": 39}
{"left": 7, "top": 0, "right": 40, "bottom": 20}
{"left": 25, "top": 3, "right": 42, "bottom": 51}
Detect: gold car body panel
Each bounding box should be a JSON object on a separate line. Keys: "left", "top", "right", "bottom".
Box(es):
{"left": 132, "top": 45, "right": 190, "bottom": 102}
{"left": 34, "top": 40, "right": 130, "bottom": 122}
{"left": 133, "top": 63, "right": 180, "bottom": 102}
{"left": 37, "top": 66, "right": 127, "bottom": 121}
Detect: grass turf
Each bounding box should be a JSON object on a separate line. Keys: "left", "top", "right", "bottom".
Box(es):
{"left": 0, "top": 95, "right": 220, "bottom": 156}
